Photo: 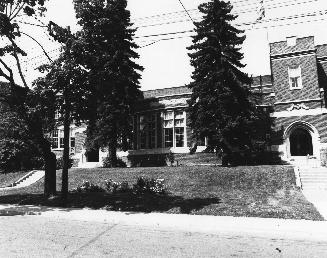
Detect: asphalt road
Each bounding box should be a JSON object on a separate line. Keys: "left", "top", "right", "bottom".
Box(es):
{"left": 1, "top": 215, "right": 327, "bottom": 258}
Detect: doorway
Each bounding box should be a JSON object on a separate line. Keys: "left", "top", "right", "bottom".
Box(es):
{"left": 290, "top": 128, "right": 313, "bottom": 156}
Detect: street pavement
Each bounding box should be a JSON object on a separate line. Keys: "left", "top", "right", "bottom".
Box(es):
{"left": 0, "top": 205, "right": 327, "bottom": 257}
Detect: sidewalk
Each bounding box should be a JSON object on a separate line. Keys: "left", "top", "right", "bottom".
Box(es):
{"left": 302, "top": 190, "right": 327, "bottom": 220}
{"left": 1, "top": 204, "right": 327, "bottom": 242}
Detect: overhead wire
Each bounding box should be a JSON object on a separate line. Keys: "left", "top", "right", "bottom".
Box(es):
{"left": 138, "top": 8, "right": 327, "bottom": 47}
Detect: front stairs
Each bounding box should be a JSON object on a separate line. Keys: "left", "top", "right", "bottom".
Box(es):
{"left": 298, "top": 167, "right": 327, "bottom": 190}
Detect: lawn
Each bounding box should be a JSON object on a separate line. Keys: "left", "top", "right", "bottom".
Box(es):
{"left": 0, "top": 165, "right": 324, "bottom": 220}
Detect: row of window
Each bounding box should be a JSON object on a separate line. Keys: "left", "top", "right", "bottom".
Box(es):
{"left": 138, "top": 110, "right": 186, "bottom": 149}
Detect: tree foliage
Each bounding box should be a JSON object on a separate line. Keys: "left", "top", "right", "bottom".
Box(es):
{"left": 73, "top": 0, "right": 143, "bottom": 166}
{"left": 0, "top": 0, "right": 57, "bottom": 196}
{"left": 188, "top": 0, "right": 257, "bottom": 156}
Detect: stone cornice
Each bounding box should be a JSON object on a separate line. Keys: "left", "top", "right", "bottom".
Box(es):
{"left": 274, "top": 98, "right": 322, "bottom": 105}
{"left": 270, "top": 49, "right": 316, "bottom": 60}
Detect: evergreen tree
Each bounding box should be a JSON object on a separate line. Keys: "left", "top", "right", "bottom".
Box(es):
{"left": 188, "top": 0, "right": 257, "bottom": 165}
{"left": 73, "top": 0, "right": 143, "bottom": 167}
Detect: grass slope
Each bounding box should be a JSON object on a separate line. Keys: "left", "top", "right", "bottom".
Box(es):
{"left": 0, "top": 165, "right": 323, "bottom": 220}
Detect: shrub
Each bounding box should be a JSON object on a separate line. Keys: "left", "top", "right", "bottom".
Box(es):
{"left": 72, "top": 180, "right": 105, "bottom": 193}
{"left": 105, "top": 179, "right": 130, "bottom": 193}
{"left": 133, "top": 177, "right": 166, "bottom": 195}
{"left": 56, "top": 156, "right": 73, "bottom": 170}
{"left": 166, "top": 151, "right": 175, "bottom": 166}
{"left": 128, "top": 154, "right": 167, "bottom": 167}
{"left": 102, "top": 156, "right": 127, "bottom": 168}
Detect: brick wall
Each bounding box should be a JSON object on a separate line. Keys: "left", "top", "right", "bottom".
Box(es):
{"left": 270, "top": 36, "right": 315, "bottom": 56}
{"left": 271, "top": 54, "right": 320, "bottom": 102}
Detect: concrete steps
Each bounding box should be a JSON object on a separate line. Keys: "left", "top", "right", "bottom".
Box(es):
{"left": 0, "top": 170, "right": 45, "bottom": 190}
{"left": 299, "top": 167, "right": 327, "bottom": 190}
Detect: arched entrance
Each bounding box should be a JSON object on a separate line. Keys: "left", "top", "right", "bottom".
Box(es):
{"left": 290, "top": 128, "right": 313, "bottom": 156}
{"left": 284, "top": 121, "right": 320, "bottom": 159}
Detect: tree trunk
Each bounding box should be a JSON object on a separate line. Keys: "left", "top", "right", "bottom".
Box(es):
{"left": 108, "top": 137, "right": 117, "bottom": 167}
{"left": 44, "top": 151, "right": 57, "bottom": 197}
{"left": 61, "top": 104, "right": 71, "bottom": 204}
{"left": 41, "top": 138, "right": 57, "bottom": 197}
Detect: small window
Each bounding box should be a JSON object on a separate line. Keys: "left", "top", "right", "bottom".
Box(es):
{"left": 288, "top": 66, "right": 302, "bottom": 89}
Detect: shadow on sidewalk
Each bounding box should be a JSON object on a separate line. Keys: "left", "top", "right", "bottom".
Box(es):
{"left": 0, "top": 192, "right": 221, "bottom": 216}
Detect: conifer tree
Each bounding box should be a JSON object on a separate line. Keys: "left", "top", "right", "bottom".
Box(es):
{"left": 73, "top": 0, "right": 143, "bottom": 167}
{"left": 188, "top": 0, "right": 257, "bottom": 165}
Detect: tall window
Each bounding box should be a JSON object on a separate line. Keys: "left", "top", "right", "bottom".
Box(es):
{"left": 51, "top": 130, "right": 59, "bottom": 149}
{"left": 164, "top": 111, "right": 174, "bottom": 147}
{"left": 174, "top": 111, "right": 184, "bottom": 147}
{"left": 288, "top": 66, "right": 302, "bottom": 89}
{"left": 139, "top": 115, "right": 147, "bottom": 149}
{"left": 149, "top": 114, "right": 157, "bottom": 149}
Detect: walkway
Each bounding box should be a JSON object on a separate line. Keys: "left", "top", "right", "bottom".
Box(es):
{"left": 0, "top": 170, "right": 45, "bottom": 190}
{"left": 1, "top": 204, "right": 327, "bottom": 257}
{"left": 296, "top": 166, "right": 327, "bottom": 220}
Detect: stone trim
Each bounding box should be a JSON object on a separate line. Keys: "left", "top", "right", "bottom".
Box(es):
{"left": 274, "top": 98, "right": 322, "bottom": 105}
{"left": 270, "top": 50, "right": 316, "bottom": 60}
{"left": 271, "top": 108, "right": 327, "bottom": 118}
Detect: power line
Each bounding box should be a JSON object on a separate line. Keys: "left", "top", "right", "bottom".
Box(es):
{"left": 137, "top": 8, "right": 327, "bottom": 48}
{"left": 133, "top": 0, "right": 317, "bottom": 29}
{"left": 177, "top": 0, "right": 195, "bottom": 24}
{"left": 135, "top": 30, "right": 194, "bottom": 39}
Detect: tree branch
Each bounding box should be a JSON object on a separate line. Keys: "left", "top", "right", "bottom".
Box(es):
{"left": 0, "top": 58, "right": 14, "bottom": 83}
{"left": 21, "top": 31, "right": 53, "bottom": 62}
{"left": 8, "top": 38, "right": 28, "bottom": 88}
{"left": 9, "top": 2, "right": 25, "bottom": 21}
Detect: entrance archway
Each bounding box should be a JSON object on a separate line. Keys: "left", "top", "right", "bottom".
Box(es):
{"left": 290, "top": 128, "right": 313, "bottom": 156}
{"left": 284, "top": 121, "right": 320, "bottom": 159}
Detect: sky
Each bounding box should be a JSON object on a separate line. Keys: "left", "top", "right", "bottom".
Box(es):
{"left": 2, "top": 0, "right": 327, "bottom": 91}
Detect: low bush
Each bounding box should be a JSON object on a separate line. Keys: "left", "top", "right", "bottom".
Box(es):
{"left": 104, "top": 177, "right": 167, "bottom": 195}
{"left": 105, "top": 179, "right": 129, "bottom": 193}
{"left": 72, "top": 181, "right": 105, "bottom": 193}
{"left": 102, "top": 156, "right": 127, "bottom": 168}
{"left": 56, "top": 156, "right": 73, "bottom": 170}
{"left": 133, "top": 177, "right": 166, "bottom": 195}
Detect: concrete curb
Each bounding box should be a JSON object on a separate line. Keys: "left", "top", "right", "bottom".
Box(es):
{"left": 30, "top": 207, "right": 327, "bottom": 242}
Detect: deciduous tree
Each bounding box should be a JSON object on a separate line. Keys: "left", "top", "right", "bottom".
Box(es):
{"left": 0, "top": 0, "right": 57, "bottom": 196}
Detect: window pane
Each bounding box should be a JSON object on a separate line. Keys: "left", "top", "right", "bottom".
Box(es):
{"left": 149, "top": 114, "right": 156, "bottom": 149}
{"left": 70, "top": 137, "right": 75, "bottom": 148}
{"left": 139, "top": 115, "right": 147, "bottom": 149}
{"left": 174, "top": 111, "right": 183, "bottom": 119}
{"left": 164, "top": 128, "right": 173, "bottom": 147}
{"left": 51, "top": 138, "right": 58, "bottom": 149}
{"left": 175, "top": 127, "right": 184, "bottom": 147}
{"left": 140, "top": 132, "right": 146, "bottom": 149}
{"left": 164, "top": 111, "right": 173, "bottom": 120}
{"left": 164, "top": 120, "right": 173, "bottom": 128}
{"left": 174, "top": 119, "right": 184, "bottom": 127}
{"left": 60, "top": 138, "right": 64, "bottom": 148}
{"left": 52, "top": 130, "right": 58, "bottom": 137}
